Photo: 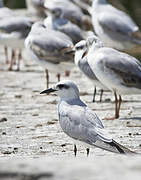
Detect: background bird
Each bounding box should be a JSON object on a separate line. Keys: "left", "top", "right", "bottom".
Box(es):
{"left": 87, "top": 35, "right": 141, "bottom": 119}
{"left": 91, "top": 0, "right": 141, "bottom": 50}
{"left": 0, "top": 16, "right": 34, "bottom": 71}
{"left": 25, "top": 21, "right": 74, "bottom": 88}
{"left": 44, "top": 0, "right": 93, "bottom": 31}
{"left": 74, "top": 39, "right": 108, "bottom": 102}
{"left": 44, "top": 7, "right": 84, "bottom": 44}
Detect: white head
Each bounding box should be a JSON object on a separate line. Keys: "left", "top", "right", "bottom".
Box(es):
{"left": 40, "top": 80, "right": 80, "bottom": 101}
{"left": 74, "top": 36, "right": 103, "bottom": 65}
{"left": 74, "top": 40, "right": 88, "bottom": 65}
{"left": 86, "top": 35, "right": 103, "bottom": 50}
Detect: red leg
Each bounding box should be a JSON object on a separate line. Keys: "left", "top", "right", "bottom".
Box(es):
{"left": 16, "top": 50, "right": 22, "bottom": 71}
{"left": 57, "top": 73, "right": 60, "bottom": 82}
{"left": 4, "top": 46, "right": 9, "bottom": 64}
{"left": 8, "top": 49, "right": 15, "bottom": 71}
{"left": 45, "top": 69, "right": 49, "bottom": 88}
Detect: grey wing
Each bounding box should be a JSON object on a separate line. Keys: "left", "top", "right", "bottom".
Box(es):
{"left": 30, "top": 34, "right": 73, "bottom": 63}
{"left": 53, "top": 19, "right": 83, "bottom": 44}
{"left": 102, "top": 48, "right": 141, "bottom": 89}
{"left": 98, "top": 10, "right": 138, "bottom": 39}
{"left": 59, "top": 105, "right": 112, "bottom": 145}
{"left": 0, "top": 17, "right": 32, "bottom": 37}
{"left": 45, "top": 0, "right": 83, "bottom": 24}
{"left": 78, "top": 56, "right": 97, "bottom": 80}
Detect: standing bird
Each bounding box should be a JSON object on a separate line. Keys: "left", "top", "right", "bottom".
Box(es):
{"left": 0, "top": 0, "right": 15, "bottom": 64}
{"left": 44, "top": 0, "right": 93, "bottom": 31}
{"left": 91, "top": 0, "right": 141, "bottom": 50}
{"left": 44, "top": 7, "right": 84, "bottom": 44}
{"left": 74, "top": 40, "right": 107, "bottom": 102}
{"left": 40, "top": 80, "right": 136, "bottom": 155}
{"left": 25, "top": 21, "right": 74, "bottom": 88}
{"left": 0, "top": 16, "right": 34, "bottom": 71}
{"left": 87, "top": 35, "right": 141, "bottom": 119}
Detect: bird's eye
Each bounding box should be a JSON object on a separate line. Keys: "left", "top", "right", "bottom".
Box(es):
{"left": 57, "top": 84, "right": 69, "bottom": 89}
{"left": 76, "top": 45, "right": 84, "bottom": 50}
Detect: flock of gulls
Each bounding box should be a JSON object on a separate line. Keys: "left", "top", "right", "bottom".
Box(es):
{"left": 2, "top": 0, "right": 141, "bottom": 155}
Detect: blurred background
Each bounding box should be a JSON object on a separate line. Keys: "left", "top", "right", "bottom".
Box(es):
{"left": 3, "top": 0, "right": 141, "bottom": 28}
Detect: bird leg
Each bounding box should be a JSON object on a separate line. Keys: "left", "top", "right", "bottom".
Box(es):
{"left": 45, "top": 69, "right": 49, "bottom": 88}
{"left": 74, "top": 144, "right": 77, "bottom": 157}
{"left": 116, "top": 95, "right": 122, "bottom": 119}
{"left": 92, "top": 86, "right": 96, "bottom": 103}
{"left": 4, "top": 46, "right": 9, "bottom": 64}
{"left": 8, "top": 49, "right": 15, "bottom": 71}
{"left": 99, "top": 89, "right": 103, "bottom": 102}
{"left": 114, "top": 92, "right": 119, "bottom": 119}
{"left": 103, "top": 92, "right": 118, "bottom": 120}
{"left": 16, "top": 50, "right": 22, "bottom": 71}
{"left": 65, "top": 70, "right": 70, "bottom": 77}
{"left": 86, "top": 148, "right": 90, "bottom": 157}
{"left": 57, "top": 73, "right": 60, "bottom": 82}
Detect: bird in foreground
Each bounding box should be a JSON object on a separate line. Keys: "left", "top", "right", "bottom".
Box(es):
{"left": 91, "top": 0, "right": 141, "bottom": 50}
{"left": 0, "top": 16, "right": 34, "bottom": 71}
{"left": 87, "top": 35, "right": 141, "bottom": 119}
{"left": 25, "top": 21, "right": 74, "bottom": 88}
{"left": 73, "top": 39, "right": 108, "bottom": 102}
{"left": 40, "top": 80, "right": 136, "bottom": 155}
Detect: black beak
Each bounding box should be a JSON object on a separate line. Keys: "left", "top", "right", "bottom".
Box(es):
{"left": 64, "top": 46, "right": 75, "bottom": 55}
{"left": 40, "top": 88, "right": 57, "bottom": 94}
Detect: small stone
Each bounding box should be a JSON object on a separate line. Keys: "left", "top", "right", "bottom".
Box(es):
{"left": 2, "top": 132, "right": 6, "bottom": 135}
{"left": 105, "top": 98, "right": 111, "bottom": 102}
{"left": 3, "top": 151, "right": 12, "bottom": 154}
{"left": 0, "top": 117, "right": 7, "bottom": 123}
{"left": 129, "top": 133, "right": 132, "bottom": 136}
{"left": 15, "top": 95, "right": 22, "bottom": 98}
{"left": 32, "top": 113, "right": 39, "bottom": 116}
{"left": 47, "top": 121, "right": 56, "bottom": 125}
{"left": 48, "top": 142, "right": 53, "bottom": 144}
{"left": 14, "top": 147, "right": 18, "bottom": 151}
{"left": 61, "top": 143, "right": 67, "bottom": 147}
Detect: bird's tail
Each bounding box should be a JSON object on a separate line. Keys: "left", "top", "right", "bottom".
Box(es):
{"left": 106, "top": 140, "right": 137, "bottom": 155}
{"left": 93, "top": 139, "right": 137, "bottom": 155}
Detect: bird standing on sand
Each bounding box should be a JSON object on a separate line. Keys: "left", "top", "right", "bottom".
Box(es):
{"left": 40, "top": 80, "right": 136, "bottom": 155}
{"left": 0, "top": 16, "right": 34, "bottom": 71}
{"left": 74, "top": 39, "right": 107, "bottom": 102}
{"left": 91, "top": 0, "right": 141, "bottom": 50}
{"left": 87, "top": 35, "right": 141, "bottom": 119}
{"left": 25, "top": 21, "right": 74, "bottom": 88}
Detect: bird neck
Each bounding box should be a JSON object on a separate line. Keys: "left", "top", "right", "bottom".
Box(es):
{"left": 59, "top": 97, "right": 86, "bottom": 107}
{"left": 74, "top": 50, "right": 86, "bottom": 66}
